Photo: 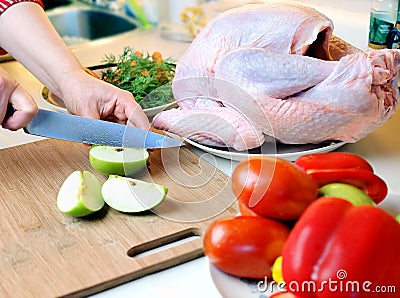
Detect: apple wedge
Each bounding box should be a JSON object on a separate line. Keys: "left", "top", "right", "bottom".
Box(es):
{"left": 57, "top": 170, "right": 105, "bottom": 217}
{"left": 102, "top": 175, "right": 168, "bottom": 213}
{"left": 89, "top": 145, "right": 149, "bottom": 176}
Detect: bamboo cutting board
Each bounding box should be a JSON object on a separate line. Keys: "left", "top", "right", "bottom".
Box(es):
{"left": 0, "top": 139, "right": 238, "bottom": 297}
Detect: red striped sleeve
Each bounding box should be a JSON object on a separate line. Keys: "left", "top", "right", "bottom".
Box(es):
{"left": 0, "top": 0, "right": 44, "bottom": 15}
{"left": 0, "top": 0, "right": 44, "bottom": 55}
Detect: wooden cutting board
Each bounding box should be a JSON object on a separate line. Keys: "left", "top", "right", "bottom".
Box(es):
{"left": 0, "top": 139, "right": 238, "bottom": 297}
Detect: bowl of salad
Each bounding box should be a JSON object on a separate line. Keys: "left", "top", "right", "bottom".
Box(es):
{"left": 41, "top": 47, "right": 177, "bottom": 117}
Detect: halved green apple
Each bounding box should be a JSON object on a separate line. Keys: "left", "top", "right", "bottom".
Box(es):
{"left": 89, "top": 145, "right": 149, "bottom": 176}
{"left": 101, "top": 175, "right": 168, "bottom": 213}
{"left": 57, "top": 170, "right": 105, "bottom": 217}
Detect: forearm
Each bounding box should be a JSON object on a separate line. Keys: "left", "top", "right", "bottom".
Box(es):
{"left": 0, "top": 2, "right": 83, "bottom": 96}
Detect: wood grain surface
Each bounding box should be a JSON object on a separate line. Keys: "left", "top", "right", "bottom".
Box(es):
{"left": 0, "top": 139, "right": 238, "bottom": 297}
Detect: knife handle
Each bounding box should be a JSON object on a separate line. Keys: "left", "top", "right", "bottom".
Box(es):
{"left": 6, "top": 103, "right": 15, "bottom": 117}
{"left": 3, "top": 104, "right": 29, "bottom": 134}
{"left": 2, "top": 103, "right": 15, "bottom": 125}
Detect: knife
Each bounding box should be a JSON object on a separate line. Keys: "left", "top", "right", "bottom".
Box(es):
{"left": 5, "top": 104, "right": 183, "bottom": 149}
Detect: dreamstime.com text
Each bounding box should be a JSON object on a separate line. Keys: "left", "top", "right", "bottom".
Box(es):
{"left": 257, "top": 270, "right": 397, "bottom": 294}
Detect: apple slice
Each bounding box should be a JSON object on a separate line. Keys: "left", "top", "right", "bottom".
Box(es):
{"left": 89, "top": 145, "right": 149, "bottom": 176}
{"left": 101, "top": 175, "right": 168, "bottom": 213}
{"left": 57, "top": 170, "right": 105, "bottom": 217}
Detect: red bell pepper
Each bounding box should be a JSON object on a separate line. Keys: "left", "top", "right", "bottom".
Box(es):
{"left": 281, "top": 197, "right": 400, "bottom": 297}
{"left": 295, "top": 152, "right": 374, "bottom": 172}
{"left": 319, "top": 183, "right": 375, "bottom": 206}
{"left": 294, "top": 152, "right": 388, "bottom": 204}
{"left": 270, "top": 293, "right": 298, "bottom": 298}
{"left": 309, "top": 168, "right": 388, "bottom": 203}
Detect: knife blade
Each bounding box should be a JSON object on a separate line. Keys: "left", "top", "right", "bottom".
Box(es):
{"left": 5, "top": 105, "right": 183, "bottom": 149}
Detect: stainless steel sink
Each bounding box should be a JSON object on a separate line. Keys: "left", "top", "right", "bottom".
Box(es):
{"left": 47, "top": 6, "right": 139, "bottom": 45}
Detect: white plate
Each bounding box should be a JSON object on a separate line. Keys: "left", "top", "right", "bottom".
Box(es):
{"left": 40, "top": 86, "right": 178, "bottom": 118}
{"left": 208, "top": 193, "right": 400, "bottom": 298}
{"left": 184, "top": 138, "right": 346, "bottom": 162}
{"left": 208, "top": 259, "right": 278, "bottom": 298}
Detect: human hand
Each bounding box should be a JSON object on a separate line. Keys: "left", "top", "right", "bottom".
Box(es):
{"left": 55, "top": 68, "right": 151, "bottom": 130}
{"left": 0, "top": 67, "right": 38, "bottom": 131}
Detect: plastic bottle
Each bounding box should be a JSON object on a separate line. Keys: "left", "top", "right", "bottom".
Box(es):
{"left": 368, "top": 0, "right": 398, "bottom": 49}
{"left": 386, "top": 0, "right": 400, "bottom": 48}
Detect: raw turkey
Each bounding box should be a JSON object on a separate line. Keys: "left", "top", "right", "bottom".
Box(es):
{"left": 153, "top": 3, "right": 400, "bottom": 151}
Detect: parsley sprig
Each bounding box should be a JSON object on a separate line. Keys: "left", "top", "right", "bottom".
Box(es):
{"left": 101, "top": 47, "right": 176, "bottom": 109}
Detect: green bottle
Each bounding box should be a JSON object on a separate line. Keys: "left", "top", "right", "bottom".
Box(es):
{"left": 368, "top": 0, "right": 398, "bottom": 49}
{"left": 388, "top": 0, "right": 400, "bottom": 48}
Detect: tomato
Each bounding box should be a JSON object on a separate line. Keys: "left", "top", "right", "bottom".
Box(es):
{"left": 237, "top": 199, "right": 260, "bottom": 216}
{"left": 204, "top": 216, "right": 290, "bottom": 279}
{"left": 232, "top": 157, "right": 318, "bottom": 221}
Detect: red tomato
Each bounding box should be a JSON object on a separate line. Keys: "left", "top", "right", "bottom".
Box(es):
{"left": 237, "top": 199, "right": 260, "bottom": 216}
{"left": 204, "top": 216, "right": 290, "bottom": 279}
{"left": 232, "top": 157, "right": 318, "bottom": 221}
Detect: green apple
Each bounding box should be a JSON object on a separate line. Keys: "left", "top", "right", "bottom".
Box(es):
{"left": 319, "top": 183, "right": 375, "bottom": 206}
{"left": 89, "top": 145, "right": 149, "bottom": 176}
{"left": 57, "top": 170, "right": 105, "bottom": 217}
{"left": 101, "top": 175, "right": 168, "bottom": 213}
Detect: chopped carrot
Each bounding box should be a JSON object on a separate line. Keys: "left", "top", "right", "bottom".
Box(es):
{"left": 84, "top": 68, "right": 100, "bottom": 79}
{"left": 152, "top": 51, "right": 163, "bottom": 63}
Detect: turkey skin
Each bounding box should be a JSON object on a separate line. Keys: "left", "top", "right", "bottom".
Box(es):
{"left": 153, "top": 3, "right": 400, "bottom": 151}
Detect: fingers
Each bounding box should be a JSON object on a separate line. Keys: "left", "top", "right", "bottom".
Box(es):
{"left": 126, "top": 101, "right": 151, "bottom": 130}
{"left": 57, "top": 69, "right": 151, "bottom": 130}
{"left": 84, "top": 74, "right": 151, "bottom": 130}
{"left": 100, "top": 97, "right": 150, "bottom": 130}
{"left": 0, "top": 70, "right": 38, "bottom": 131}
{"left": 2, "top": 86, "right": 38, "bottom": 130}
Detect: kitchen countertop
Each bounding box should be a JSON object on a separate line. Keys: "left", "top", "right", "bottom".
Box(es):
{"left": 1, "top": 0, "right": 399, "bottom": 297}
